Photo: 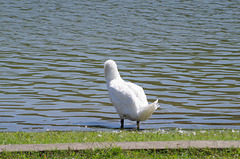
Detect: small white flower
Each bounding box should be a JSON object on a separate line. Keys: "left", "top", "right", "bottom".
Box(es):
{"left": 178, "top": 130, "right": 184, "bottom": 134}
{"left": 98, "top": 134, "right": 102, "bottom": 137}
{"left": 200, "top": 130, "right": 206, "bottom": 133}
{"left": 113, "top": 130, "right": 119, "bottom": 133}
{"left": 231, "top": 129, "right": 239, "bottom": 133}
{"left": 178, "top": 129, "right": 184, "bottom": 134}
{"left": 158, "top": 129, "right": 166, "bottom": 134}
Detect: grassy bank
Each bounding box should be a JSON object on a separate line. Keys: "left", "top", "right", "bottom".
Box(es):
{"left": 1, "top": 129, "right": 240, "bottom": 158}
{"left": 2, "top": 148, "right": 240, "bottom": 159}
{"left": 1, "top": 129, "right": 240, "bottom": 145}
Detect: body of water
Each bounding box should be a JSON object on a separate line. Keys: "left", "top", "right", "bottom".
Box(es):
{"left": 0, "top": 0, "right": 240, "bottom": 131}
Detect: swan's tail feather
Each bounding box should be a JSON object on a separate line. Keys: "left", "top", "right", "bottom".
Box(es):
{"left": 148, "top": 99, "right": 159, "bottom": 110}
{"left": 138, "top": 99, "right": 159, "bottom": 121}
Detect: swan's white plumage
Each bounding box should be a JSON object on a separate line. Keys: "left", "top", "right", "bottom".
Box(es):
{"left": 104, "top": 60, "right": 159, "bottom": 123}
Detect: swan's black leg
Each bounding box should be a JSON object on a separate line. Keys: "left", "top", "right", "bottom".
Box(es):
{"left": 137, "top": 121, "right": 140, "bottom": 130}
{"left": 121, "top": 119, "right": 124, "bottom": 129}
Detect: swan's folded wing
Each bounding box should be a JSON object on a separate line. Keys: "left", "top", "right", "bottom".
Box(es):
{"left": 125, "top": 82, "right": 148, "bottom": 105}
{"left": 108, "top": 80, "right": 139, "bottom": 119}
{"left": 108, "top": 80, "right": 135, "bottom": 107}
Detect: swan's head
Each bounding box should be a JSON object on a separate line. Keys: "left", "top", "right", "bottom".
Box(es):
{"left": 104, "top": 60, "right": 121, "bottom": 82}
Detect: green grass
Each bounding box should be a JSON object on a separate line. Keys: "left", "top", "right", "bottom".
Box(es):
{"left": 1, "top": 129, "right": 240, "bottom": 145}
{"left": 1, "top": 129, "right": 240, "bottom": 158}
{"left": 1, "top": 147, "right": 240, "bottom": 159}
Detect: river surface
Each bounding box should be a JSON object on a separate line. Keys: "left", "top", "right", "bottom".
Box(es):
{"left": 1, "top": 0, "right": 240, "bottom": 131}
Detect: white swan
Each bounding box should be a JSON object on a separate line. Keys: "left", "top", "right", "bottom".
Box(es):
{"left": 104, "top": 60, "right": 159, "bottom": 129}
